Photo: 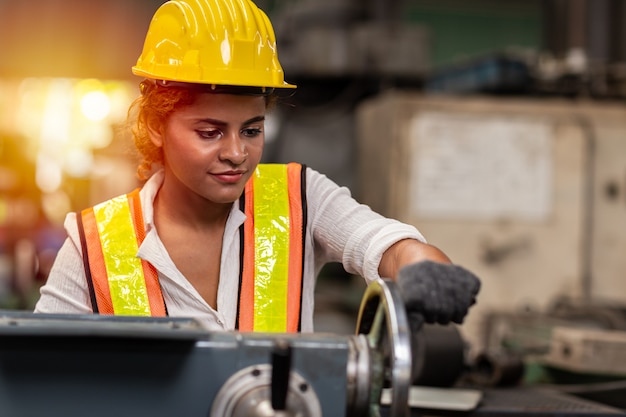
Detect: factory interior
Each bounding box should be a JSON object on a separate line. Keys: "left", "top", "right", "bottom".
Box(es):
{"left": 1, "top": 0, "right": 626, "bottom": 416}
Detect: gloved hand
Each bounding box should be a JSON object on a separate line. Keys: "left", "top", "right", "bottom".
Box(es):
{"left": 396, "top": 261, "right": 481, "bottom": 333}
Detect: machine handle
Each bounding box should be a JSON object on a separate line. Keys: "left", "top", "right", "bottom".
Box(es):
{"left": 271, "top": 339, "right": 292, "bottom": 410}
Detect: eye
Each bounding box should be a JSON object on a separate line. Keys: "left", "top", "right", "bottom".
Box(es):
{"left": 242, "top": 127, "right": 263, "bottom": 138}
{"left": 196, "top": 129, "right": 222, "bottom": 140}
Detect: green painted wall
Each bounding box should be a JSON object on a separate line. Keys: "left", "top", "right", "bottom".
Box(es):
{"left": 404, "top": 0, "right": 543, "bottom": 67}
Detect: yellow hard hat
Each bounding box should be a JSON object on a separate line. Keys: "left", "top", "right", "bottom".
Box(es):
{"left": 132, "top": 0, "right": 296, "bottom": 91}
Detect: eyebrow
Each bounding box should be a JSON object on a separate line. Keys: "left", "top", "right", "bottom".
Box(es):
{"left": 197, "top": 115, "right": 265, "bottom": 127}
{"left": 243, "top": 116, "right": 265, "bottom": 125}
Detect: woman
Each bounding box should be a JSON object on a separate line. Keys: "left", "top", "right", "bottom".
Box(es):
{"left": 34, "top": 0, "right": 479, "bottom": 332}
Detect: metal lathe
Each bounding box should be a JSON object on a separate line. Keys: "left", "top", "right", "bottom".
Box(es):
{"left": 0, "top": 279, "right": 623, "bottom": 417}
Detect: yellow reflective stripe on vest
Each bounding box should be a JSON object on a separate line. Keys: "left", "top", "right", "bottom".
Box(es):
{"left": 91, "top": 194, "right": 152, "bottom": 316}
{"left": 252, "top": 164, "right": 291, "bottom": 332}
{"left": 238, "top": 163, "right": 305, "bottom": 333}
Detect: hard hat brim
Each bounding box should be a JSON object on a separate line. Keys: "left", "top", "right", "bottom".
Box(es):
{"left": 145, "top": 79, "right": 297, "bottom": 97}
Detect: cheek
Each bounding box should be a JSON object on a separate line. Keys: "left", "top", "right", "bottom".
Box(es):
{"left": 160, "top": 127, "right": 196, "bottom": 156}
{"left": 249, "top": 137, "right": 265, "bottom": 157}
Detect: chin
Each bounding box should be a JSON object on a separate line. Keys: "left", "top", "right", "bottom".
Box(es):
{"left": 206, "top": 190, "right": 244, "bottom": 205}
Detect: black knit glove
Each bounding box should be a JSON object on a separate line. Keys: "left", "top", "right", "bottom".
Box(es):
{"left": 397, "top": 261, "right": 481, "bottom": 333}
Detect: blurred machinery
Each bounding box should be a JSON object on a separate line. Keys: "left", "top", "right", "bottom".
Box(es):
{"left": 272, "top": 0, "right": 429, "bottom": 79}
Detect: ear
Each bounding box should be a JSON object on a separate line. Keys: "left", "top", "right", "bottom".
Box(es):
{"left": 147, "top": 116, "right": 164, "bottom": 148}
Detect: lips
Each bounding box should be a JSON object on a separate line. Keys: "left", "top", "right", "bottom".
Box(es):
{"left": 212, "top": 170, "right": 245, "bottom": 184}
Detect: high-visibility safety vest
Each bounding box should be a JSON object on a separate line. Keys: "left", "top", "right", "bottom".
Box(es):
{"left": 77, "top": 163, "right": 307, "bottom": 333}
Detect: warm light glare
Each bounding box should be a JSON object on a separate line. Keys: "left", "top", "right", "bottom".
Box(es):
{"left": 41, "top": 190, "right": 72, "bottom": 226}
{"left": 82, "top": 124, "right": 113, "bottom": 149}
{"left": 64, "top": 148, "right": 94, "bottom": 178}
{"left": 36, "top": 155, "right": 63, "bottom": 193}
{"left": 5, "top": 77, "right": 136, "bottom": 198}
{"left": 80, "top": 90, "right": 111, "bottom": 121}
{"left": 40, "top": 79, "right": 72, "bottom": 145}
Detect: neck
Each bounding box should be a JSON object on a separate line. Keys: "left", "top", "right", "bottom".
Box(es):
{"left": 154, "top": 176, "right": 234, "bottom": 230}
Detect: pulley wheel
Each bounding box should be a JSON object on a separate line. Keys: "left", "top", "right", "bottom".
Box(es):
{"left": 356, "top": 278, "right": 412, "bottom": 417}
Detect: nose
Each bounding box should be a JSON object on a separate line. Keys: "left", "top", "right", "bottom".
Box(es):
{"left": 219, "top": 132, "right": 247, "bottom": 165}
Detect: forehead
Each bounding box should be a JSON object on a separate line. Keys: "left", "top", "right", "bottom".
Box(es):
{"left": 179, "top": 92, "right": 267, "bottom": 118}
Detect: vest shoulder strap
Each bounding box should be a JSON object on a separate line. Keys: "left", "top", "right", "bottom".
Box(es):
{"left": 77, "top": 188, "right": 166, "bottom": 316}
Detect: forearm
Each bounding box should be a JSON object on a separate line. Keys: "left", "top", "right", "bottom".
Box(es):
{"left": 378, "top": 238, "right": 451, "bottom": 280}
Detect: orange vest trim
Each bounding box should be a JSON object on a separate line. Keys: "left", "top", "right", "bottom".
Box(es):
{"left": 127, "top": 190, "right": 167, "bottom": 316}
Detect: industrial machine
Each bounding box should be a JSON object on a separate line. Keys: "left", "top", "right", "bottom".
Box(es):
{"left": 0, "top": 278, "right": 415, "bottom": 417}
{"left": 0, "top": 278, "right": 624, "bottom": 417}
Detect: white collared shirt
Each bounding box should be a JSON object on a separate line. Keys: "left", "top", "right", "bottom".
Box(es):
{"left": 34, "top": 167, "right": 425, "bottom": 332}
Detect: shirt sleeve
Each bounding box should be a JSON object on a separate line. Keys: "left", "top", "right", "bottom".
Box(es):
{"left": 33, "top": 212, "right": 93, "bottom": 314}
{"left": 306, "top": 167, "right": 426, "bottom": 284}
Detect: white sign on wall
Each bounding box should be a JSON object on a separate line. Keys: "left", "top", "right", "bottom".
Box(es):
{"left": 410, "top": 112, "right": 553, "bottom": 221}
